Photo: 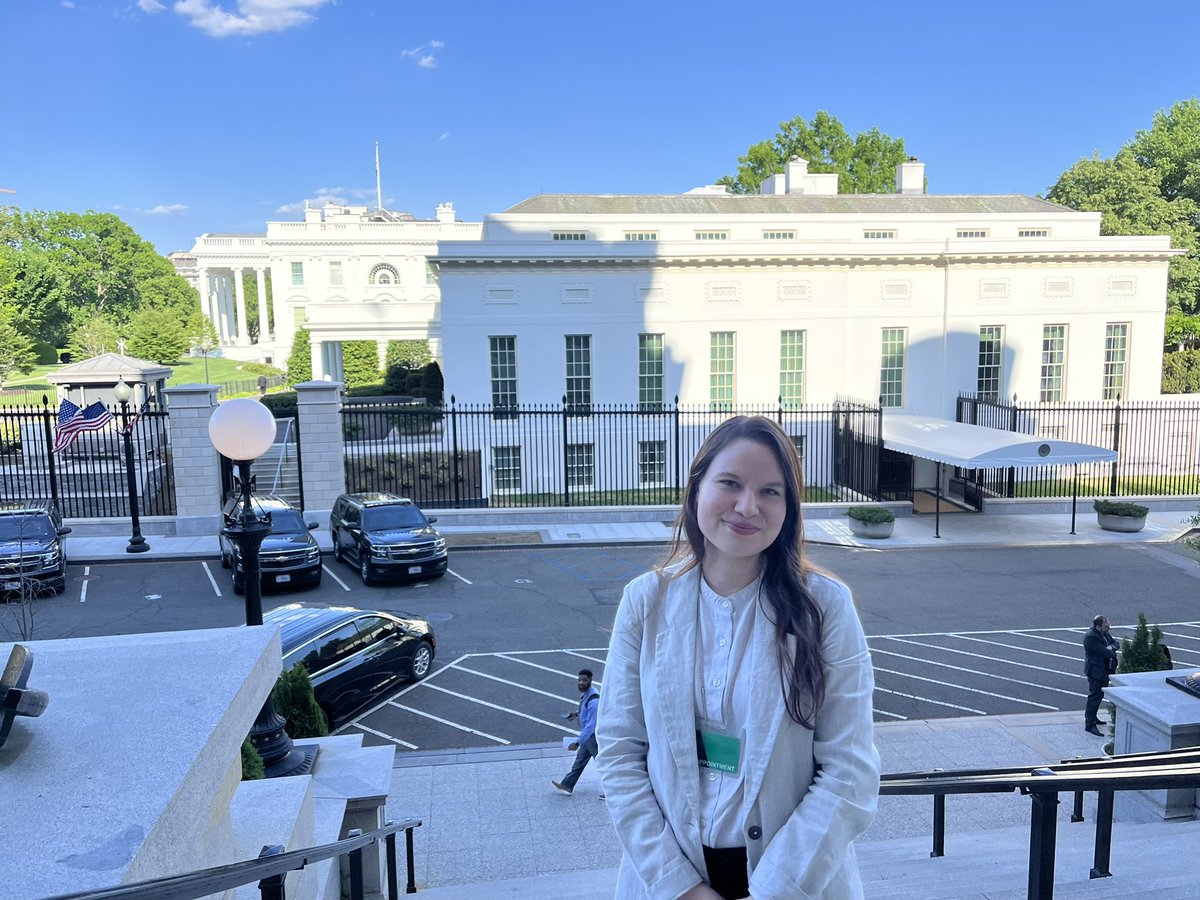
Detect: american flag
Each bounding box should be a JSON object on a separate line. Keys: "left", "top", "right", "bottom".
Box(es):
{"left": 52, "top": 399, "right": 113, "bottom": 453}
{"left": 123, "top": 397, "right": 151, "bottom": 435}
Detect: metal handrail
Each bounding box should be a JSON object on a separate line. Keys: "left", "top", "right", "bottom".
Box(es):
{"left": 39, "top": 817, "right": 422, "bottom": 900}
{"left": 271, "top": 416, "right": 295, "bottom": 496}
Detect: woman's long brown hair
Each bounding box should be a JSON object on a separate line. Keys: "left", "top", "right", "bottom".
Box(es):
{"left": 663, "top": 415, "right": 825, "bottom": 728}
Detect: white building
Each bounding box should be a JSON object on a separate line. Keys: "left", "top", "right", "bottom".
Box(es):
{"left": 181, "top": 203, "right": 483, "bottom": 377}
{"left": 434, "top": 159, "right": 1181, "bottom": 419}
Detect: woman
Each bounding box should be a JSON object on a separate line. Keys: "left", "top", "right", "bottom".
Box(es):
{"left": 597, "top": 416, "right": 880, "bottom": 900}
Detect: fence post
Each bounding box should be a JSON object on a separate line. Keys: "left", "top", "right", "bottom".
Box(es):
{"left": 1090, "top": 788, "right": 1115, "bottom": 878}
{"left": 1007, "top": 393, "right": 1019, "bottom": 498}
{"left": 1026, "top": 789, "right": 1059, "bottom": 900}
{"left": 561, "top": 396, "right": 570, "bottom": 507}
{"left": 40, "top": 395, "right": 60, "bottom": 510}
{"left": 347, "top": 828, "right": 365, "bottom": 900}
{"left": 1109, "top": 396, "right": 1121, "bottom": 497}
{"left": 256, "top": 844, "right": 286, "bottom": 900}
{"left": 163, "top": 384, "right": 222, "bottom": 535}
{"left": 450, "top": 396, "right": 461, "bottom": 508}
{"left": 672, "top": 396, "right": 682, "bottom": 504}
{"left": 294, "top": 381, "right": 346, "bottom": 523}
{"left": 875, "top": 401, "right": 883, "bottom": 500}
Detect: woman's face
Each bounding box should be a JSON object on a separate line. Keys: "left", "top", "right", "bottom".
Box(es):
{"left": 694, "top": 437, "right": 788, "bottom": 568}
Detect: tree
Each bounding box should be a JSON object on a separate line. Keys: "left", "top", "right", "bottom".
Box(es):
{"left": 384, "top": 339, "right": 434, "bottom": 393}
{"left": 342, "top": 340, "right": 382, "bottom": 389}
{"left": 126, "top": 307, "right": 189, "bottom": 364}
{"left": 1117, "top": 612, "right": 1172, "bottom": 674}
{"left": 285, "top": 328, "right": 312, "bottom": 384}
{"left": 0, "top": 318, "right": 36, "bottom": 387}
{"left": 68, "top": 316, "right": 120, "bottom": 361}
{"left": 718, "top": 111, "right": 908, "bottom": 195}
{"left": 240, "top": 271, "right": 273, "bottom": 342}
{"left": 271, "top": 663, "right": 329, "bottom": 739}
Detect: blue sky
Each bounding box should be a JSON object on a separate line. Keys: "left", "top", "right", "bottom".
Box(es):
{"left": 3, "top": 0, "right": 1199, "bottom": 254}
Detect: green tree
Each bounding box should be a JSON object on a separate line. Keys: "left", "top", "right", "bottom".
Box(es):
{"left": 342, "top": 340, "right": 382, "bottom": 389}
{"left": 126, "top": 307, "right": 188, "bottom": 364}
{"left": 241, "top": 270, "right": 273, "bottom": 342}
{"left": 271, "top": 663, "right": 329, "bottom": 739}
{"left": 0, "top": 317, "right": 36, "bottom": 387}
{"left": 718, "top": 111, "right": 908, "bottom": 194}
{"left": 285, "top": 328, "right": 312, "bottom": 384}
{"left": 385, "top": 339, "right": 432, "bottom": 372}
{"left": 240, "top": 737, "right": 265, "bottom": 781}
{"left": 68, "top": 315, "right": 121, "bottom": 360}
{"left": 1117, "top": 612, "right": 1172, "bottom": 673}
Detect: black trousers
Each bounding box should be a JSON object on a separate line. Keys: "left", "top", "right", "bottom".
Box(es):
{"left": 1085, "top": 676, "right": 1109, "bottom": 727}
{"left": 702, "top": 845, "right": 749, "bottom": 900}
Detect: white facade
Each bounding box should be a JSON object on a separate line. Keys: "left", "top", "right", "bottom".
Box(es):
{"left": 435, "top": 162, "right": 1180, "bottom": 419}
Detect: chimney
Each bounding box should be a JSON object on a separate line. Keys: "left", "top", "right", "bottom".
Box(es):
{"left": 897, "top": 157, "right": 925, "bottom": 195}
{"left": 436, "top": 202, "right": 456, "bottom": 223}
{"left": 785, "top": 156, "right": 809, "bottom": 194}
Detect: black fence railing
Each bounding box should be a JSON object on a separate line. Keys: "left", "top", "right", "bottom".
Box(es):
{"left": 0, "top": 399, "right": 174, "bottom": 518}
{"left": 957, "top": 394, "right": 1200, "bottom": 498}
{"left": 219, "top": 375, "right": 286, "bottom": 398}
{"left": 340, "top": 397, "right": 882, "bottom": 509}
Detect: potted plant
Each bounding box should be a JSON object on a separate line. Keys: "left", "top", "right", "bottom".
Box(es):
{"left": 1103, "top": 612, "right": 1172, "bottom": 755}
{"left": 1093, "top": 499, "right": 1149, "bottom": 533}
{"left": 847, "top": 505, "right": 895, "bottom": 539}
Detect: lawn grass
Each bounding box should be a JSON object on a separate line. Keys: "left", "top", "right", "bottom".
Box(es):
{"left": 1013, "top": 475, "right": 1200, "bottom": 497}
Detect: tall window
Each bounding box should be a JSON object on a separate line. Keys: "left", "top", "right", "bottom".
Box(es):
{"left": 624, "top": 232, "right": 658, "bottom": 241}
{"left": 779, "top": 330, "right": 806, "bottom": 408}
{"left": 638, "top": 333, "right": 664, "bottom": 409}
{"left": 567, "top": 443, "right": 594, "bottom": 487}
{"left": 1103, "top": 323, "right": 1130, "bottom": 400}
{"left": 489, "top": 336, "right": 517, "bottom": 411}
{"left": 1040, "top": 325, "right": 1068, "bottom": 402}
{"left": 977, "top": 326, "right": 1003, "bottom": 401}
{"left": 879, "top": 328, "right": 906, "bottom": 408}
{"left": 564, "top": 335, "right": 592, "bottom": 409}
{"left": 492, "top": 446, "right": 522, "bottom": 491}
{"left": 425, "top": 261, "right": 437, "bottom": 285}
{"left": 290, "top": 262, "right": 304, "bottom": 286}
{"left": 639, "top": 440, "right": 666, "bottom": 485}
{"left": 710, "top": 332, "right": 735, "bottom": 410}
{"left": 328, "top": 261, "right": 343, "bottom": 287}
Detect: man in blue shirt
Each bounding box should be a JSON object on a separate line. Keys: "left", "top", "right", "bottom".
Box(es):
{"left": 553, "top": 669, "right": 600, "bottom": 795}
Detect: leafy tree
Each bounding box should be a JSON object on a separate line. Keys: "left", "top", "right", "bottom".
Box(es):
{"left": 271, "top": 662, "right": 329, "bottom": 739}
{"left": 285, "top": 328, "right": 312, "bottom": 384}
{"left": 1162, "top": 348, "right": 1200, "bottom": 393}
{"left": 126, "top": 307, "right": 189, "bottom": 364}
{"left": 1116, "top": 612, "right": 1172, "bottom": 673}
{"left": 240, "top": 737, "right": 264, "bottom": 780}
{"left": 0, "top": 317, "right": 36, "bottom": 387}
{"left": 68, "top": 316, "right": 121, "bottom": 360}
{"left": 342, "top": 340, "right": 382, "bottom": 389}
{"left": 1130, "top": 99, "right": 1200, "bottom": 204}
{"left": 718, "top": 111, "right": 908, "bottom": 194}
{"left": 385, "top": 339, "right": 432, "bottom": 372}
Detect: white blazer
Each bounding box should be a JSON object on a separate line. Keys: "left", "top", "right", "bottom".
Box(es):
{"left": 597, "top": 565, "right": 880, "bottom": 900}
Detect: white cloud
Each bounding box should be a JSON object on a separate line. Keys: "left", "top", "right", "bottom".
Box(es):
{"left": 437, "top": 132, "right": 450, "bottom": 142}
{"left": 401, "top": 40, "right": 443, "bottom": 68}
{"left": 172, "top": 0, "right": 333, "bottom": 38}
{"left": 430, "top": 39, "right": 443, "bottom": 48}
{"left": 62, "top": 1, "right": 77, "bottom": 9}
{"left": 417, "top": 54, "right": 436, "bottom": 68}
{"left": 137, "top": 0, "right": 166, "bottom": 12}
{"left": 275, "top": 190, "right": 348, "bottom": 214}
{"left": 400, "top": 46, "right": 422, "bottom": 58}
{"left": 142, "top": 203, "right": 188, "bottom": 216}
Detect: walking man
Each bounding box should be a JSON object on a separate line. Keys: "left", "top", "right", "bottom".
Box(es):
{"left": 553, "top": 669, "right": 600, "bottom": 795}
{"left": 1083, "top": 614, "right": 1120, "bottom": 736}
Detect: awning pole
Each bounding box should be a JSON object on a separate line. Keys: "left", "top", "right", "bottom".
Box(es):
{"left": 935, "top": 462, "right": 942, "bottom": 539}
{"left": 1070, "top": 462, "right": 1078, "bottom": 535}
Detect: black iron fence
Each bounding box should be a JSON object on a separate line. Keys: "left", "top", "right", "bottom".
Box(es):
{"left": 341, "top": 397, "right": 882, "bottom": 509}
{"left": 957, "top": 393, "right": 1200, "bottom": 498}
{"left": 219, "top": 375, "right": 286, "bottom": 397}
{"left": 0, "top": 398, "right": 174, "bottom": 517}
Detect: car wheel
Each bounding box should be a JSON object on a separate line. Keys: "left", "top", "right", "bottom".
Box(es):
{"left": 360, "top": 555, "right": 373, "bottom": 586}
{"left": 333, "top": 541, "right": 343, "bottom": 563}
{"left": 233, "top": 573, "right": 245, "bottom": 596}
{"left": 409, "top": 642, "right": 433, "bottom": 680}
{"left": 220, "top": 549, "right": 231, "bottom": 570}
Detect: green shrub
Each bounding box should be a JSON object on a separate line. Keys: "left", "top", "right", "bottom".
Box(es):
{"left": 261, "top": 391, "right": 298, "bottom": 419}
{"left": 847, "top": 505, "right": 895, "bottom": 524}
{"left": 1093, "top": 499, "right": 1149, "bottom": 518}
{"left": 285, "top": 329, "right": 312, "bottom": 384}
{"left": 342, "top": 340, "right": 382, "bottom": 389}
{"left": 271, "top": 662, "right": 329, "bottom": 739}
{"left": 239, "top": 361, "right": 283, "bottom": 376}
{"left": 1117, "top": 612, "right": 1172, "bottom": 674}
{"left": 240, "top": 737, "right": 264, "bottom": 780}
{"left": 385, "top": 339, "right": 432, "bottom": 372}
{"left": 420, "top": 362, "right": 444, "bottom": 405}
{"left": 31, "top": 339, "right": 58, "bottom": 365}
{"left": 1162, "top": 349, "right": 1200, "bottom": 394}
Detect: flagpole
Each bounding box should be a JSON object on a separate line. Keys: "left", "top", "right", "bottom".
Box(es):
{"left": 375, "top": 141, "right": 382, "bottom": 212}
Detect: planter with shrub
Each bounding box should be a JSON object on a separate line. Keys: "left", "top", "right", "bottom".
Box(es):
{"left": 847, "top": 505, "right": 895, "bottom": 539}
{"left": 1093, "top": 499, "right": 1149, "bottom": 533}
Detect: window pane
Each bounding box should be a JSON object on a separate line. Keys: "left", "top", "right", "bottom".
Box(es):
{"left": 779, "top": 330, "right": 805, "bottom": 408}
{"left": 1039, "top": 325, "right": 1067, "bottom": 402}
{"left": 710, "top": 332, "right": 735, "bottom": 410}
{"left": 977, "top": 326, "right": 1003, "bottom": 402}
{"left": 567, "top": 443, "right": 594, "bottom": 487}
{"left": 880, "top": 328, "right": 906, "bottom": 408}
{"left": 638, "top": 333, "right": 664, "bottom": 409}
{"left": 492, "top": 445, "right": 522, "bottom": 491}
{"left": 638, "top": 440, "right": 666, "bottom": 485}
{"left": 1103, "top": 323, "right": 1129, "bottom": 401}
{"left": 489, "top": 336, "right": 517, "bottom": 409}
{"left": 291, "top": 261, "right": 304, "bottom": 286}
{"left": 564, "top": 335, "right": 592, "bottom": 408}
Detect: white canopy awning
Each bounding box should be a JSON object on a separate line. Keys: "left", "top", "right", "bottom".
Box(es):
{"left": 882, "top": 413, "right": 1118, "bottom": 469}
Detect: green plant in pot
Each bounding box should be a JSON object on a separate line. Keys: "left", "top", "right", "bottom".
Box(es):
{"left": 1093, "top": 499, "right": 1149, "bottom": 534}
{"left": 847, "top": 505, "right": 895, "bottom": 539}
{"left": 1103, "top": 611, "right": 1172, "bottom": 755}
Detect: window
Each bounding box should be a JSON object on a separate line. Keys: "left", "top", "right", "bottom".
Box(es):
{"left": 638, "top": 333, "right": 664, "bottom": 409}
{"left": 489, "top": 336, "right": 517, "bottom": 411}
{"left": 1103, "top": 323, "right": 1129, "bottom": 401}
{"left": 1040, "top": 325, "right": 1068, "bottom": 402}
{"left": 290, "top": 262, "right": 304, "bottom": 286}
{"left": 293, "top": 622, "right": 361, "bottom": 674}
{"left": 710, "top": 332, "right": 735, "bottom": 410}
{"left": 492, "top": 446, "right": 522, "bottom": 491}
{"left": 638, "top": 440, "right": 666, "bottom": 485}
{"left": 328, "top": 261, "right": 343, "bottom": 286}
{"left": 425, "top": 262, "right": 437, "bottom": 286}
{"left": 567, "top": 443, "right": 594, "bottom": 487}
{"left": 864, "top": 229, "right": 897, "bottom": 240}
{"left": 695, "top": 231, "right": 728, "bottom": 241}
{"left": 369, "top": 263, "right": 400, "bottom": 285}
{"left": 779, "top": 330, "right": 806, "bottom": 408}
{"left": 763, "top": 230, "right": 795, "bottom": 240}
{"left": 564, "top": 335, "right": 592, "bottom": 409}
{"left": 880, "top": 328, "right": 906, "bottom": 408}
{"left": 956, "top": 229, "right": 988, "bottom": 239}
{"left": 1018, "top": 228, "right": 1050, "bottom": 238}
{"left": 552, "top": 231, "right": 587, "bottom": 241}
{"left": 977, "top": 326, "right": 1004, "bottom": 402}
{"left": 624, "top": 232, "right": 658, "bottom": 241}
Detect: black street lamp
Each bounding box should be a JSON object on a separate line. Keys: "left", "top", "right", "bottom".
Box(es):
{"left": 208, "top": 397, "right": 315, "bottom": 778}
{"left": 113, "top": 378, "right": 148, "bottom": 554}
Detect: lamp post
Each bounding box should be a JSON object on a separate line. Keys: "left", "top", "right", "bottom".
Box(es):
{"left": 113, "top": 378, "right": 148, "bottom": 554}
{"left": 208, "top": 397, "right": 315, "bottom": 777}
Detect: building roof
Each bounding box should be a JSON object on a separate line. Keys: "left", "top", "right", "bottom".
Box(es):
{"left": 882, "top": 413, "right": 1118, "bottom": 469}
{"left": 503, "top": 194, "right": 1075, "bottom": 216}
{"left": 47, "top": 352, "right": 173, "bottom": 384}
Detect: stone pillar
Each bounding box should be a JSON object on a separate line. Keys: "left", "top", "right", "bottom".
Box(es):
{"left": 220, "top": 273, "right": 234, "bottom": 343}
{"left": 234, "top": 268, "right": 250, "bottom": 346}
{"left": 294, "top": 381, "right": 346, "bottom": 523}
{"left": 255, "top": 267, "right": 270, "bottom": 343}
{"left": 163, "top": 384, "right": 222, "bottom": 536}
{"left": 310, "top": 338, "right": 326, "bottom": 380}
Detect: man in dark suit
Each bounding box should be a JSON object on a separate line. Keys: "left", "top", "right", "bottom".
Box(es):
{"left": 1083, "top": 615, "right": 1120, "bottom": 736}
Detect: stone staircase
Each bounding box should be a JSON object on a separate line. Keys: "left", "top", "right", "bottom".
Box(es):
{"left": 256, "top": 441, "right": 303, "bottom": 510}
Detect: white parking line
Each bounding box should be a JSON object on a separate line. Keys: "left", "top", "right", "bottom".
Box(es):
{"left": 872, "top": 666, "right": 1057, "bottom": 710}
{"left": 874, "top": 685, "right": 986, "bottom": 716}
{"left": 387, "top": 702, "right": 510, "bottom": 744}
{"left": 352, "top": 723, "right": 418, "bottom": 750}
{"left": 455, "top": 665, "right": 579, "bottom": 704}
{"left": 1160, "top": 629, "right": 1200, "bottom": 646}
{"left": 421, "top": 682, "right": 578, "bottom": 734}
{"left": 874, "top": 707, "right": 908, "bottom": 720}
{"left": 446, "top": 568, "right": 472, "bottom": 585}
{"left": 80, "top": 565, "right": 90, "bottom": 603}
{"left": 201, "top": 561, "right": 222, "bottom": 597}
{"left": 322, "top": 564, "right": 351, "bottom": 592}
{"left": 876, "top": 636, "right": 1078, "bottom": 678}
{"left": 869, "top": 647, "right": 1081, "bottom": 698}
{"left": 496, "top": 653, "right": 603, "bottom": 686}
{"left": 566, "top": 650, "right": 607, "bottom": 666}
{"left": 949, "top": 634, "right": 1077, "bottom": 662}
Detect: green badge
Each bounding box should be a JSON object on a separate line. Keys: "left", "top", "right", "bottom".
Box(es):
{"left": 696, "top": 728, "right": 741, "bottom": 775}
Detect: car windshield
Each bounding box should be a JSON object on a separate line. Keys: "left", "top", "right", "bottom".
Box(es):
{"left": 268, "top": 510, "right": 307, "bottom": 534}
{"left": 363, "top": 507, "right": 426, "bottom": 530}
{"left": 0, "top": 515, "right": 54, "bottom": 542}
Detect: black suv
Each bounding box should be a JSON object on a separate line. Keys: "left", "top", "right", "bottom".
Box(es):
{"left": 267, "top": 603, "right": 436, "bottom": 727}
{"left": 219, "top": 495, "right": 322, "bottom": 595}
{"left": 0, "top": 503, "right": 71, "bottom": 596}
{"left": 329, "top": 492, "right": 447, "bottom": 585}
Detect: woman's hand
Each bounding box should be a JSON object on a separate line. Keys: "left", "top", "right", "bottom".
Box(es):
{"left": 678, "top": 884, "right": 725, "bottom": 900}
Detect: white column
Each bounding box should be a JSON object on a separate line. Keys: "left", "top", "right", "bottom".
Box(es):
{"left": 196, "top": 268, "right": 212, "bottom": 333}
{"left": 220, "top": 273, "right": 234, "bottom": 343}
{"left": 255, "top": 267, "right": 270, "bottom": 344}
{"left": 310, "top": 338, "right": 325, "bottom": 380}
{"left": 234, "top": 268, "right": 250, "bottom": 345}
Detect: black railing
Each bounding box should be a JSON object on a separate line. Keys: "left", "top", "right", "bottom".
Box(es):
{"left": 880, "top": 745, "right": 1200, "bottom": 898}
{"left": 341, "top": 397, "right": 881, "bottom": 509}
{"left": 0, "top": 398, "right": 175, "bottom": 517}
{"left": 219, "top": 375, "right": 287, "bottom": 398}
{"left": 957, "top": 393, "right": 1200, "bottom": 498}
{"left": 40, "top": 818, "right": 422, "bottom": 900}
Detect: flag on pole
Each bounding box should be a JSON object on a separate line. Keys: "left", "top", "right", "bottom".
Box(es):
{"left": 123, "top": 397, "right": 151, "bottom": 435}
{"left": 52, "top": 399, "right": 113, "bottom": 453}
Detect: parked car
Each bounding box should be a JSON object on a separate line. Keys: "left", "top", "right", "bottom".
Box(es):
{"left": 219, "top": 494, "right": 322, "bottom": 595}
{"left": 266, "top": 603, "right": 436, "bottom": 727}
{"left": 329, "top": 492, "right": 448, "bottom": 585}
{"left": 0, "top": 503, "right": 71, "bottom": 596}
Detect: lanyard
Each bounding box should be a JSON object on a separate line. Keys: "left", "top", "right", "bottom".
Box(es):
{"left": 695, "top": 574, "right": 760, "bottom": 729}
